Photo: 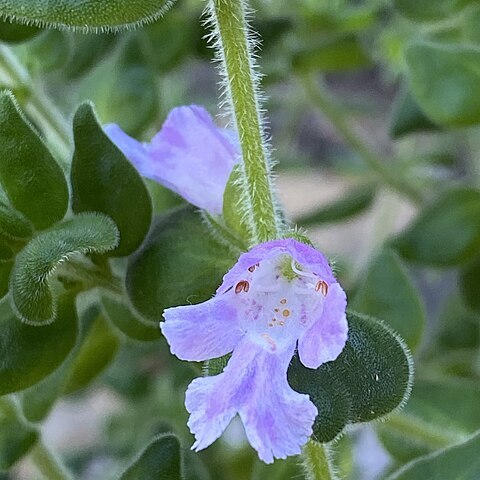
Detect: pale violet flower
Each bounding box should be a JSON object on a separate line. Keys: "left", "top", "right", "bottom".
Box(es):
{"left": 161, "top": 238, "right": 348, "bottom": 463}
{"left": 104, "top": 105, "right": 239, "bottom": 215}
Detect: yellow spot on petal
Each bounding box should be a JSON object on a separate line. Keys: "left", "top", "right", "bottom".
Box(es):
{"left": 282, "top": 309, "right": 290, "bottom": 317}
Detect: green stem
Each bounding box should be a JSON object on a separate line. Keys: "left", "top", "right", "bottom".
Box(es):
{"left": 301, "top": 440, "right": 338, "bottom": 480}
{"left": 0, "top": 44, "right": 71, "bottom": 161}
{"left": 300, "top": 74, "right": 423, "bottom": 205}
{"left": 31, "top": 440, "right": 74, "bottom": 480}
{"left": 209, "top": 0, "right": 279, "bottom": 243}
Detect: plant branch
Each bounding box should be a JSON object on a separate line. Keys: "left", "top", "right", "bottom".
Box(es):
{"left": 209, "top": 0, "right": 279, "bottom": 243}
{"left": 302, "top": 440, "right": 339, "bottom": 480}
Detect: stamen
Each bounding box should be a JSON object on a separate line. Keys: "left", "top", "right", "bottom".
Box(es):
{"left": 315, "top": 280, "right": 329, "bottom": 296}
{"left": 290, "top": 259, "right": 317, "bottom": 279}
{"left": 280, "top": 298, "right": 287, "bottom": 304}
{"left": 235, "top": 280, "right": 250, "bottom": 294}
{"left": 248, "top": 262, "right": 260, "bottom": 272}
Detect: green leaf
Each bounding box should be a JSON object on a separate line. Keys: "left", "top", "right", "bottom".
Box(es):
{"left": 386, "top": 430, "right": 480, "bottom": 480}
{"left": 71, "top": 103, "right": 152, "bottom": 257}
{"left": 352, "top": 249, "right": 425, "bottom": 350}
{"left": 17, "top": 30, "right": 71, "bottom": 73}
{"left": 379, "top": 377, "right": 480, "bottom": 464}
{"left": 293, "top": 35, "right": 371, "bottom": 73}
{"left": 0, "top": 398, "right": 38, "bottom": 470}
{"left": 394, "top": 0, "right": 471, "bottom": 21}
{"left": 63, "top": 306, "right": 120, "bottom": 394}
{"left": 119, "top": 434, "right": 182, "bottom": 480}
{"left": 0, "top": 201, "right": 33, "bottom": 241}
{"left": 389, "top": 88, "right": 439, "bottom": 138}
{"left": 0, "top": 91, "right": 68, "bottom": 229}
{"left": 10, "top": 213, "right": 119, "bottom": 325}
{"left": 64, "top": 33, "right": 116, "bottom": 79}
{"left": 0, "top": 1, "right": 176, "bottom": 33}
{"left": 102, "top": 293, "right": 161, "bottom": 342}
{"left": 126, "top": 206, "right": 236, "bottom": 322}
{"left": 295, "top": 185, "right": 376, "bottom": 226}
{"left": 287, "top": 311, "right": 413, "bottom": 443}
{"left": 20, "top": 305, "right": 119, "bottom": 421}
{"left": 0, "top": 293, "right": 78, "bottom": 395}
{"left": 78, "top": 36, "right": 159, "bottom": 136}
{"left": 460, "top": 256, "right": 480, "bottom": 312}
{"left": 406, "top": 42, "right": 480, "bottom": 127}
{"left": 391, "top": 188, "right": 480, "bottom": 266}
{"left": 0, "top": 243, "right": 13, "bottom": 299}
{"left": 0, "top": 20, "right": 41, "bottom": 43}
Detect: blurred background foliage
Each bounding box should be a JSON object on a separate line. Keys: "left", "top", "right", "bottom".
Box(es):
{"left": 0, "top": 0, "right": 480, "bottom": 479}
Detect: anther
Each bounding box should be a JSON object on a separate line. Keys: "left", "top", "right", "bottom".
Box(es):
{"left": 280, "top": 298, "right": 287, "bottom": 304}
{"left": 282, "top": 309, "right": 290, "bottom": 317}
{"left": 315, "top": 280, "right": 329, "bottom": 296}
{"left": 235, "top": 280, "right": 250, "bottom": 294}
{"left": 248, "top": 263, "right": 260, "bottom": 272}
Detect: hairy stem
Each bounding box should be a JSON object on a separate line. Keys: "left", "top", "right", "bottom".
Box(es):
{"left": 209, "top": 0, "right": 279, "bottom": 243}
{"left": 0, "top": 45, "right": 71, "bottom": 162}
{"left": 31, "top": 440, "right": 74, "bottom": 480}
{"left": 301, "top": 74, "right": 423, "bottom": 205}
{"left": 302, "top": 440, "right": 339, "bottom": 480}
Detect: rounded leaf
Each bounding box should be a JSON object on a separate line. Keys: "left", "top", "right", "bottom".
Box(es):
{"left": 391, "top": 188, "right": 480, "bottom": 266}
{"left": 406, "top": 42, "right": 480, "bottom": 127}
{"left": 288, "top": 311, "right": 413, "bottom": 442}
{"left": 352, "top": 249, "right": 425, "bottom": 350}
{"left": 10, "top": 213, "right": 119, "bottom": 325}
{"left": 71, "top": 103, "right": 152, "bottom": 256}
{"left": 119, "top": 434, "right": 182, "bottom": 480}
{"left": 0, "top": 1, "right": 176, "bottom": 32}
{"left": 126, "top": 206, "right": 236, "bottom": 322}
{"left": 0, "top": 293, "right": 78, "bottom": 395}
{"left": 0, "top": 91, "right": 68, "bottom": 229}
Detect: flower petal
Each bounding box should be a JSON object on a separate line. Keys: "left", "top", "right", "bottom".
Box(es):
{"left": 161, "top": 296, "right": 242, "bottom": 361}
{"left": 103, "top": 124, "right": 152, "bottom": 176}
{"left": 185, "top": 340, "right": 317, "bottom": 463}
{"left": 147, "top": 105, "right": 239, "bottom": 214}
{"left": 297, "top": 282, "right": 348, "bottom": 369}
{"left": 218, "top": 238, "right": 336, "bottom": 294}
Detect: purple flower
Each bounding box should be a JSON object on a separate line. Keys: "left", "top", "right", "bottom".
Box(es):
{"left": 161, "top": 238, "right": 348, "bottom": 463}
{"left": 104, "top": 106, "right": 239, "bottom": 215}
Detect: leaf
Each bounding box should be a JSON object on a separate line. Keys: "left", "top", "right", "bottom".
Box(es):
{"left": 0, "top": 293, "right": 78, "bottom": 395}
{"left": 394, "top": 0, "right": 471, "bottom": 21}
{"left": 71, "top": 103, "right": 152, "bottom": 257}
{"left": 391, "top": 188, "right": 480, "bottom": 266}
{"left": 352, "top": 249, "right": 425, "bottom": 350}
{"left": 10, "top": 213, "right": 119, "bottom": 325}
{"left": 460, "top": 256, "right": 480, "bottom": 313}
{"left": 102, "top": 293, "right": 161, "bottom": 342}
{"left": 119, "top": 434, "right": 182, "bottom": 480}
{"left": 0, "top": 398, "right": 38, "bottom": 470}
{"left": 293, "top": 34, "right": 372, "bottom": 72}
{"left": 0, "top": 201, "right": 33, "bottom": 241}
{"left": 20, "top": 305, "right": 119, "bottom": 421}
{"left": 0, "top": 243, "right": 13, "bottom": 299}
{"left": 389, "top": 88, "right": 439, "bottom": 138}
{"left": 379, "top": 377, "right": 480, "bottom": 464}
{"left": 386, "top": 430, "right": 480, "bottom": 480}
{"left": 406, "top": 41, "right": 480, "bottom": 127}
{"left": 0, "top": 91, "right": 68, "bottom": 229}
{"left": 287, "top": 311, "right": 413, "bottom": 443}
{"left": 63, "top": 306, "right": 120, "bottom": 394}
{"left": 0, "top": 20, "right": 41, "bottom": 43}
{"left": 0, "top": 1, "right": 176, "bottom": 33}
{"left": 126, "top": 206, "right": 236, "bottom": 322}
{"left": 295, "top": 185, "right": 376, "bottom": 226}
